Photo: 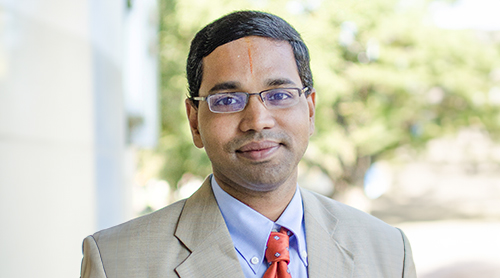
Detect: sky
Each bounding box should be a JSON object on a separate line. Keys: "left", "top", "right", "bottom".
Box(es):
{"left": 430, "top": 0, "right": 500, "bottom": 31}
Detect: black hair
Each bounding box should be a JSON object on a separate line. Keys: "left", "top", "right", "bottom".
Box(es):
{"left": 186, "top": 10, "right": 313, "bottom": 105}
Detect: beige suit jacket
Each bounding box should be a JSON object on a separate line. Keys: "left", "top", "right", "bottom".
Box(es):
{"left": 81, "top": 177, "right": 416, "bottom": 277}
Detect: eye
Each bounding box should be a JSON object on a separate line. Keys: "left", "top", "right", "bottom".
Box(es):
{"left": 208, "top": 93, "right": 247, "bottom": 112}
{"left": 213, "top": 95, "right": 240, "bottom": 106}
{"left": 266, "top": 89, "right": 294, "bottom": 101}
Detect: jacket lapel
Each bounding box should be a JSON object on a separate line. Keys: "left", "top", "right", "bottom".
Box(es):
{"left": 174, "top": 178, "right": 244, "bottom": 278}
{"left": 301, "top": 189, "right": 354, "bottom": 278}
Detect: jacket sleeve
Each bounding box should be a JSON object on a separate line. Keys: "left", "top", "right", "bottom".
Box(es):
{"left": 81, "top": 235, "right": 107, "bottom": 278}
{"left": 397, "top": 228, "right": 417, "bottom": 278}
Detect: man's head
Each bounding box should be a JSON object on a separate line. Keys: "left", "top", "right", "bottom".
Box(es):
{"left": 185, "top": 11, "right": 316, "bottom": 195}
{"left": 187, "top": 11, "right": 313, "bottom": 104}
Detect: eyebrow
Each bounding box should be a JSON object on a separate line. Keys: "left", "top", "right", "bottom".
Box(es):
{"left": 207, "top": 78, "right": 298, "bottom": 93}
{"left": 208, "top": 81, "right": 241, "bottom": 93}
{"left": 266, "top": 78, "right": 297, "bottom": 87}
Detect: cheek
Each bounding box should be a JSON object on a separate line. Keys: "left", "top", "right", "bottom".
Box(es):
{"left": 198, "top": 113, "right": 236, "bottom": 148}
{"left": 279, "top": 105, "right": 311, "bottom": 137}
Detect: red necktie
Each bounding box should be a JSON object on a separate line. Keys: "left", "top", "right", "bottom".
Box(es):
{"left": 263, "top": 227, "right": 292, "bottom": 278}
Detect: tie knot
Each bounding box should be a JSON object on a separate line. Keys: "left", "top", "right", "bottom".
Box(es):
{"left": 265, "top": 229, "right": 290, "bottom": 264}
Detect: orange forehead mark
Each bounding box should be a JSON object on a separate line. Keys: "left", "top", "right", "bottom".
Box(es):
{"left": 244, "top": 37, "right": 253, "bottom": 74}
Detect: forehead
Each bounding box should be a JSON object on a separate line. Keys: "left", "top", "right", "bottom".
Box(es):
{"left": 199, "top": 36, "right": 301, "bottom": 93}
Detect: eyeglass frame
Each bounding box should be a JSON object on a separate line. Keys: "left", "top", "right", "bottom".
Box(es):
{"left": 190, "top": 86, "right": 312, "bottom": 114}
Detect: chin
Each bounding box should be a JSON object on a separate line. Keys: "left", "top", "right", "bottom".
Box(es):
{"left": 237, "top": 165, "right": 296, "bottom": 191}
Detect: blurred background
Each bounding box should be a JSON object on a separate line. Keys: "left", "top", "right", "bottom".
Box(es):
{"left": 1, "top": 0, "right": 499, "bottom": 277}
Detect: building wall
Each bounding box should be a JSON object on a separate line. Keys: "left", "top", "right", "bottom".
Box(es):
{"left": 0, "top": 0, "right": 135, "bottom": 276}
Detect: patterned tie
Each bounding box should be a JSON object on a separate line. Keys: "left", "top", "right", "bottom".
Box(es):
{"left": 263, "top": 227, "right": 292, "bottom": 278}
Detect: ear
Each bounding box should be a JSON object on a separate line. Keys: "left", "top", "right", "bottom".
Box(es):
{"left": 307, "top": 89, "right": 316, "bottom": 136}
{"left": 185, "top": 99, "right": 204, "bottom": 148}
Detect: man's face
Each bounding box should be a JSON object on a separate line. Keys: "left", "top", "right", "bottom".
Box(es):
{"left": 186, "top": 36, "right": 316, "bottom": 194}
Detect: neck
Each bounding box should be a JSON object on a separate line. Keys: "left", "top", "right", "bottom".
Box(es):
{"left": 214, "top": 174, "right": 297, "bottom": 222}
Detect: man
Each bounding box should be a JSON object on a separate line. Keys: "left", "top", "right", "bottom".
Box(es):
{"left": 81, "top": 11, "right": 416, "bottom": 278}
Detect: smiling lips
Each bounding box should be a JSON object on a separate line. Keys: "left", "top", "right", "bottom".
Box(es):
{"left": 236, "top": 140, "right": 281, "bottom": 161}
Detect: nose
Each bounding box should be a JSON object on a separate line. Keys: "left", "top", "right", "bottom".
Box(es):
{"left": 238, "top": 95, "right": 275, "bottom": 132}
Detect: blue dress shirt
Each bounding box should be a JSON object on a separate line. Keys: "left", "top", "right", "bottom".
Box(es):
{"left": 211, "top": 176, "right": 308, "bottom": 277}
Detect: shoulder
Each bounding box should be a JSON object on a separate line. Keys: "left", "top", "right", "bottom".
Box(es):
{"left": 81, "top": 199, "right": 190, "bottom": 276}
{"left": 301, "top": 188, "right": 416, "bottom": 277}
{"left": 90, "top": 176, "right": 213, "bottom": 247}
{"left": 302, "top": 187, "right": 402, "bottom": 240}
{"left": 93, "top": 199, "right": 187, "bottom": 243}
{"left": 301, "top": 187, "right": 391, "bottom": 230}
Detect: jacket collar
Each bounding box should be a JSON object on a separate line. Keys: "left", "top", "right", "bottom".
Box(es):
{"left": 301, "top": 188, "right": 354, "bottom": 277}
{"left": 174, "top": 177, "right": 245, "bottom": 277}
{"left": 173, "top": 177, "right": 354, "bottom": 278}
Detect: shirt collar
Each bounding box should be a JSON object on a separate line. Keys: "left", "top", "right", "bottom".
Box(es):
{"left": 211, "top": 175, "right": 307, "bottom": 274}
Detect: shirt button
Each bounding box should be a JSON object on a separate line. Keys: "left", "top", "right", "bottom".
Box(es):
{"left": 302, "top": 250, "right": 308, "bottom": 258}
{"left": 251, "top": 257, "right": 259, "bottom": 265}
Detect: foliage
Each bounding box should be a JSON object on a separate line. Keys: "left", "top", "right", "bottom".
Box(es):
{"left": 150, "top": 0, "right": 500, "bottom": 194}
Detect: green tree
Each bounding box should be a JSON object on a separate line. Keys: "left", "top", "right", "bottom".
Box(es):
{"left": 304, "top": 0, "right": 500, "bottom": 194}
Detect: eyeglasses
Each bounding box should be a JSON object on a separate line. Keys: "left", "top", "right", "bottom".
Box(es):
{"left": 192, "top": 87, "right": 311, "bottom": 113}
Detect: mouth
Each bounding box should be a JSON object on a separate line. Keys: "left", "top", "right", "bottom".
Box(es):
{"left": 236, "top": 140, "right": 281, "bottom": 161}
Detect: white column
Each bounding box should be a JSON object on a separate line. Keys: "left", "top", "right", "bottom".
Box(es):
{"left": 0, "top": 0, "right": 130, "bottom": 277}
{"left": 88, "top": 0, "right": 131, "bottom": 231}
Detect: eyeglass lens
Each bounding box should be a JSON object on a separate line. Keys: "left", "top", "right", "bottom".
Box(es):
{"left": 207, "top": 88, "right": 301, "bottom": 113}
